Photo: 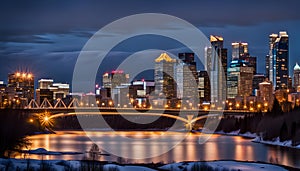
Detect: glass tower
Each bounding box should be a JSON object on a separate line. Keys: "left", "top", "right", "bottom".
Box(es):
{"left": 269, "top": 31, "right": 289, "bottom": 90}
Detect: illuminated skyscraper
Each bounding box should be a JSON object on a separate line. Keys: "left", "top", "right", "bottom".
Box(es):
{"left": 198, "top": 71, "right": 210, "bottom": 103}
{"left": 227, "top": 60, "right": 253, "bottom": 99}
{"left": 294, "top": 63, "right": 300, "bottom": 90}
{"left": 265, "top": 55, "right": 270, "bottom": 78}
{"left": 102, "top": 71, "right": 129, "bottom": 89}
{"left": 177, "top": 53, "right": 198, "bottom": 99}
{"left": 7, "top": 72, "right": 34, "bottom": 102}
{"left": 268, "top": 31, "right": 289, "bottom": 89}
{"left": 231, "top": 42, "right": 248, "bottom": 60}
{"left": 205, "top": 35, "right": 227, "bottom": 104}
{"left": 154, "top": 52, "right": 177, "bottom": 99}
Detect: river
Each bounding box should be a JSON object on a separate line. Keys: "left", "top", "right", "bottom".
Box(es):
{"left": 24, "top": 131, "right": 300, "bottom": 168}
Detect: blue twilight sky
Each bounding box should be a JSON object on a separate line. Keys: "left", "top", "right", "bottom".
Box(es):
{"left": 0, "top": 0, "right": 300, "bottom": 85}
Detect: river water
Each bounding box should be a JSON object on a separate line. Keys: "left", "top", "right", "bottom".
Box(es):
{"left": 24, "top": 131, "right": 300, "bottom": 168}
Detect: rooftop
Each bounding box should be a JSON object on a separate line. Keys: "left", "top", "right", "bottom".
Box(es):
{"left": 155, "top": 52, "right": 176, "bottom": 63}
{"left": 294, "top": 62, "right": 300, "bottom": 71}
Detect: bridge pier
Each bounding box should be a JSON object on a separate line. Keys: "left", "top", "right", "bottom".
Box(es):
{"left": 185, "top": 115, "right": 195, "bottom": 131}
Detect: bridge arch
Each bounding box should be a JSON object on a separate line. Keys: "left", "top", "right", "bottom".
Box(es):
{"left": 190, "top": 114, "right": 222, "bottom": 124}
{"left": 46, "top": 112, "right": 220, "bottom": 126}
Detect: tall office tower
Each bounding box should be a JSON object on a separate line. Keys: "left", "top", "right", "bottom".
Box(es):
{"left": 198, "top": 71, "right": 211, "bottom": 103}
{"left": 102, "top": 71, "right": 129, "bottom": 89}
{"left": 0, "top": 82, "right": 6, "bottom": 108}
{"left": 111, "top": 70, "right": 129, "bottom": 89}
{"left": 177, "top": 53, "right": 198, "bottom": 99}
{"left": 227, "top": 60, "right": 254, "bottom": 99}
{"left": 102, "top": 72, "right": 111, "bottom": 88}
{"left": 268, "top": 31, "right": 289, "bottom": 89}
{"left": 231, "top": 42, "right": 248, "bottom": 60}
{"left": 265, "top": 55, "right": 270, "bottom": 78}
{"left": 154, "top": 52, "right": 177, "bottom": 99}
{"left": 252, "top": 74, "right": 266, "bottom": 94}
{"left": 205, "top": 35, "right": 227, "bottom": 104}
{"left": 240, "top": 56, "right": 257, "bottom": 74}
{"left": 294, "top": 63, "right": 300, "bottom": 90}
{"left": 7, "top": 72, "right": 34, "bottom": 101}
{"left": 268, "top": 33, "right": 279, "bottom": 87}
{"left": 178, "top": 53, "right": 198, "bottom": 79}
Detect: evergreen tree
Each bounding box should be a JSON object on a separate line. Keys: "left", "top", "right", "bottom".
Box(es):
{"left": 270, "top": 98, "right": 283, "bottom": 117}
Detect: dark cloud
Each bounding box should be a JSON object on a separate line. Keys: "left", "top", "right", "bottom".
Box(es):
{"left": 0, "top": 0, "right": 300, "bottom": 84}
{"left": 1, "top": 0, "right": 300, "bottom": 33}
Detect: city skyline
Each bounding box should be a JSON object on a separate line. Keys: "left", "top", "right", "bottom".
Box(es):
{"left": 0, "top": 30, "right": 298, "bottom": 85}
{"left": 2, "top": 2, "right": 300, "bottom": 170}
{"left": 1, "top": 1, "right": 300, "bottom": 84}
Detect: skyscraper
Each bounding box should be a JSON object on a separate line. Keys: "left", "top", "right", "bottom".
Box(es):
{"left": 177, "top": 53, "right": 198, "bottom": 99}
{"left": 178, "top": 53, "right": 197, "bottom": 79}
{"left": 268, "top": 31, "right": 289, "bottom": 90}
{"left": 154, "top": 52, "right": 177, "bottom": 99}
{"left": 240, "top": 56, "right": 257, "bottom": 74}
{"left": 7, "top": 72, "right": 34, "bottom": 102}
{"left": 265, "top": 55, "right": 270, "bottom": 78}
{"left": 102, "top": 71, "right": 129, "bottom": 89}
{"left": 294, "top": 63, "right": 300, "bottom": 90}
{"left": 198, "top": 71, "right": 210, "bottom": 103}
{"left": 231, "top": 42, "right": 248, "bottom": 60}
{"left": 205, "top": 35, "right": 227, "bottom": 104}
{"left": 227, "top": 60, "right": 253, "bottom": 99}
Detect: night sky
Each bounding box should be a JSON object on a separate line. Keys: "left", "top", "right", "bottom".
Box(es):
{"left": 1, "top": 0, "right": 300, "bottom": 85}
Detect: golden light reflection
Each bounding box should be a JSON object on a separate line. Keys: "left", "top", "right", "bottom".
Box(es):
{"left": 235, "top": 144, "right": 243, "bottom": 160}
{"left": 204, "top": 141, "right": 218, "bottom": 161}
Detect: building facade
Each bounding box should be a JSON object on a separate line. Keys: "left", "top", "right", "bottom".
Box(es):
{"left": 294, "top": 63, "right": 300, "bottom": 91}
{"left": 231, "top": 42, "right": 248, "bottom": 60}
{"left": 258, "top": 81, "right": 274, "bottom": 110}
{"left": 268, "top": 31, "right": 289, "bottom": 90}
{"left": 7, "top": 72, "right": 34, "bottom": 105}
{"left": 227, "top": 60, "right": 254, "bottom": 99}
{"left": 176, "top": 53, "right": 198, "bottom": 99}
{"left": 198, "top": 71, "right": 211, "bottom": 103}
{"left": 36, "top": 79, "right": 70, "bottom": 105}
{"left": 154, "top": 52, "right": 177, "bottom": 99}
{"left": 205, "top": 35, "right": 227, "bottom": 104}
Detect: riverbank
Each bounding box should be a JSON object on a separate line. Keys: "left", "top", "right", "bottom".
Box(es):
{"left": 252, "top": 136, "right": 300, "bottom": 149}
{"left": 0, "top": 158, "right": 296, "bottom": 171}
{"left": 212, "top": 129, "right": 300, "bottom": 150}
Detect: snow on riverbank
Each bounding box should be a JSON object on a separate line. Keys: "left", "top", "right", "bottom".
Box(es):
{"left": 160, "top": 161, "right": 288, "bottom": 171}
{"left": 252, "top": 136, "right": 300, "bottom": 149}
{"left": 213, "top": 130, "right": 257, "bottom": 138}
{"left": 214, "top": 129, "right": 300, "bottom": 150}
{"left": 0, "top": 158, "right": 290, "bottom": 171}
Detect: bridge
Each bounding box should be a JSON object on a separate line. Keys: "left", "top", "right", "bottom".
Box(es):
{"left": 24, "top": 98, "right": 252, "bottom": 115}
{"left": 40, "top": 111, "right": 223, "bottom": 131}
{"left": 13, "top": 98, "right": 255, "bottom": 131}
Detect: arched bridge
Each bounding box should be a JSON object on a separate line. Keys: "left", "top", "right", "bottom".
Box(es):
{"left": 43, "top": 111, "right": 222, "bottom": 130}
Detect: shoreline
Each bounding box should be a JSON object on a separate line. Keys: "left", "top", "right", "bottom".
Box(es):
{"left": 1, "top": 158, "right": 298, "bottom": 171}
{"left": 212, "top": 130, "right": 300, "bottom": 150}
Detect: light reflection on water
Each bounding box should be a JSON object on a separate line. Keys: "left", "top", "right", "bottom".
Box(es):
{"left": 21, "top": 131, "right": 300, "bottom": 168}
